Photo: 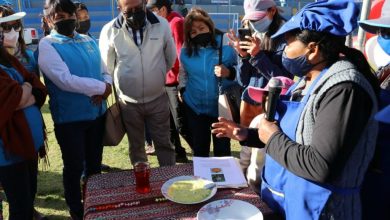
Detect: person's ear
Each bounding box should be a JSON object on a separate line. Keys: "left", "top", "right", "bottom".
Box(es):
{"left": 116, "top": 0, "right": 121, "bottom": 11}
{"left": 307, "top": 42, "right": 321, "bottom": 63}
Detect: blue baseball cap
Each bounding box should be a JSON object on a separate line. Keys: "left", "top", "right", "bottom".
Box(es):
{"left": 359, "top": 0, "right": 390, "bottom": 34}
{"left": 375, "top": 105, "right": 390, "bottom": 124}
{"left": 272, "top": 0, "right": 360, "bottom": 39}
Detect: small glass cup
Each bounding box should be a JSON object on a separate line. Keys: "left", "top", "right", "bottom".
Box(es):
{"left": 134, "top": 162, "right": 151, "bottom": 194}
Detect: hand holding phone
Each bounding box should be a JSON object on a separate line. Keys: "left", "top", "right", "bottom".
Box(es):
{"left": 238, "top": 28, "right": 252, "bottom": 42}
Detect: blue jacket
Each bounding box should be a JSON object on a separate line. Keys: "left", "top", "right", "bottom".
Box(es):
{"left": 180, "top": 34, "right": 237, "bottom": 117}
{"left": 42, "top": 32, "right": 106, "bottom": 124}
{"left": 0, "top": 65, "right": 44, "bottom": 166}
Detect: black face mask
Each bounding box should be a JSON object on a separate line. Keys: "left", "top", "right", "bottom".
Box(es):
{"left": 76, "top": 19, "right": 91, "bottom": 34}
{"left": 125, "top": 8, "right": 146, "bottom": 30}
{"left": 54, "top": 19, "right": 76, "bottom": 36}
{"left": 191, "top": 33, "right": 212, "bottom": 47}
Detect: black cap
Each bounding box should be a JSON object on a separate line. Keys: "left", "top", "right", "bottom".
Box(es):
{"left": 146, "top": 0, "right": 172, "bottom": 9}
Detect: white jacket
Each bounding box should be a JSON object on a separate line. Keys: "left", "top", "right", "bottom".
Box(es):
{"left": 99, "top": 12, "right": 176, "bottom": 103}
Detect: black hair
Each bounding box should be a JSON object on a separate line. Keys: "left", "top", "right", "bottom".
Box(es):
{"left": 184, "top": 7, "right": 219, "bottom": 57}
{"left": 290, "top": 29, "right": 380, "bottom": 97}
{"left": 74, "top": 1, "right": 88, "bottom": 12}
{"left": 44, "top": 0, "right": 77, "bottom": 19}
{"left": 0, "top": 5, "right": 28, "bottom": 60}
{"left": 0, "top": 46, "right": 13, "bottom": 67}
{"left": 157, "top": 3, "right": 172, "bottom": 14}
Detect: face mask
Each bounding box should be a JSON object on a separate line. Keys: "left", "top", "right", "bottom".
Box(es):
{"left": 191, "top": 32, "right": 211, "bottom": 47}
{"left": 282, "top": 51, "right": 313, "bottom": 77}
{"left": 249, "top": 17, "right": 272, "bottom": 33}
{"left": 76, "top": 19, "right": 91, "bottom": 34}
{"left": 54, "top": 19, "right": 76, "bottom": 36}
{"left": 3, "top": 28, "right": 19, "bottom": 48}
{"left": 125, "top": 8, "right": 146, "bottom": 30}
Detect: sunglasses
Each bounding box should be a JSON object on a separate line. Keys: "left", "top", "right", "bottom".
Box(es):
{"left": 0, "top": 22, "right": 22, "bottom": 33}
{"left": 379, "top": 28, "right": 390, "bottom": 39}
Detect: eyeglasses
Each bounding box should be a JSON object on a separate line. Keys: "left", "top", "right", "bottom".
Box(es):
{"left": 0, "top": 22, "right": 22, "bottom": 33}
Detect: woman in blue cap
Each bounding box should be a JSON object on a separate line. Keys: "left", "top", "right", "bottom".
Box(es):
{"left": 212, "top": 0, "right": 379, "bottom": 219}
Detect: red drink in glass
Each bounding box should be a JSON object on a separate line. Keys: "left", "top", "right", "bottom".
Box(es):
{"left": 134, "top": 162, "right": 151, "bottom": 193}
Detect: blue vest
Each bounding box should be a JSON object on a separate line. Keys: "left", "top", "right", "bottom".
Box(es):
{"left": 43, "top": 32, "right": 106, "bottom": 124}
{"left": 261, "top": 69, "right": 359, "bottom": 219}
{"left": 0, "top": 64, "right": 44, "bottom": 166}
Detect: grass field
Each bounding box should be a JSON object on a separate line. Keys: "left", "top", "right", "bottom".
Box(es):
{"left": 1, "top": 102, "right": 242, "bottom": 219}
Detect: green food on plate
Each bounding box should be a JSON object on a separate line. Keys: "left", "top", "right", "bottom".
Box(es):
{"left": 167, "top": 179, "right": 212, "bottom": 203}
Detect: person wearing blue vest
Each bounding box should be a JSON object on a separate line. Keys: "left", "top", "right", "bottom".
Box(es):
{"left": 0, "top": 12, "right": 47, "bottom": 219}
{"left": 179, "top": 8, "right": 238, "bottom": 157}
{"left": 212, "top": 0, "right": 380, "bottom": 219}
{"left": 38, "top": 0, "right": 112, "bottom": 219}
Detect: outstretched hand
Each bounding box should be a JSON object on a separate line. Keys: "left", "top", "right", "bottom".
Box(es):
{"left": 211, "top": 117, "right": 248, "bottom": 141}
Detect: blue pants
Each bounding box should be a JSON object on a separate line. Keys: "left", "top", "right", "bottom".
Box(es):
{"left": 0, "top": 159, "right": 37, "bottom": 220}
{"left": 54, "top": 116, "right": 105, "bottom": 218}
{"left": 184, "top": 102, "right": 231, "bottom": 157}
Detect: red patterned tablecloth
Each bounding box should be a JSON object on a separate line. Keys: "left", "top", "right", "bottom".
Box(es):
{"left": 84, "top": 164, "right": 277, "bottom": 220}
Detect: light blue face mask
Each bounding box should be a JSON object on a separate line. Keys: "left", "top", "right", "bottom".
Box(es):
{"left": 249, "top": 17, "right": 272, "bottom": 33}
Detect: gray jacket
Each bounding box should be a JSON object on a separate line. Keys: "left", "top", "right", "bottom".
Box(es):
{"left": 100, "top": 11, "right": 176, "bottom": 104}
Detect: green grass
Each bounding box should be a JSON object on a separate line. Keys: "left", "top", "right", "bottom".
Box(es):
{"left": 1, "top": 102, "right": 242, "bottom": 219}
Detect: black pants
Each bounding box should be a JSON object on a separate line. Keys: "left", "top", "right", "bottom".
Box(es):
{"left": 166, "top": 86, "right": 193, "bottom": 151}
{"left": 55, "top": 116, "right": 105, "bottom": 218}
{"left": 184, "top": 101, "right": 231, "bottom": 157}
{"left": 0, "top": 159, "right": 38, "bottom": 220}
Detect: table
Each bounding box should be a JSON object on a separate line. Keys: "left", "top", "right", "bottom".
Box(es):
{"left": 84, "top": 164, "right": 278, "bottom": 220}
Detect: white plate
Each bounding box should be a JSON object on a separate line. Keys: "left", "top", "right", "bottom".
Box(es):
{"left": 161, "top": 175, "right": 217, "bottom": 204}
{"left": 197, "top": 199, "right": 263, "bottom": 220}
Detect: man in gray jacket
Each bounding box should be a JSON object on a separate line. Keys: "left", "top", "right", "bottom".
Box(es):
{"left": 100, "top": 0, "right": 176, "bottom": 166}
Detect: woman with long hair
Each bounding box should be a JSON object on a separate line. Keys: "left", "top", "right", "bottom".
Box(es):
{"left": 228, "top": 0, "right": 291, "bottom": 127}
{"left": 213, "top": 0, "right": 379, "bottom": 219}
{"left": 178, "top": 8, "right": 237, "bottom": 157}
{"left": 0, "top": 13, "right": 47, "bottom": 219}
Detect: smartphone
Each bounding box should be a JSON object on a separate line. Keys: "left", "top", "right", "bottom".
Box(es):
{"left": 238, "top": 28, "right": 252, "bottom": 42}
